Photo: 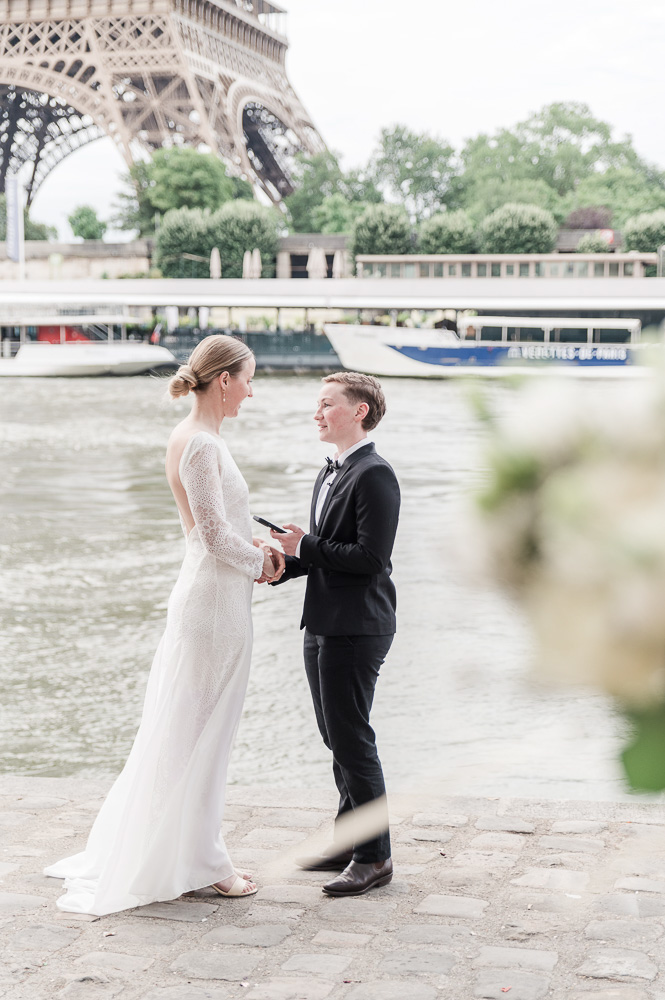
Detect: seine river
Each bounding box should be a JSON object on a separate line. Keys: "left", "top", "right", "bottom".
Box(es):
{"left": 0, "top": 374, "right": 633, "bottom": 799}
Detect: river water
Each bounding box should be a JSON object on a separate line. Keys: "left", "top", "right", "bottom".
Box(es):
{"left": 0, "top": 375, "right": 635, "bottom": 800}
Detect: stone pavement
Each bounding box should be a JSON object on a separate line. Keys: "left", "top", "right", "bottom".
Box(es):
{"left": 2, "top": 777, "right": 665, "bottom": 999}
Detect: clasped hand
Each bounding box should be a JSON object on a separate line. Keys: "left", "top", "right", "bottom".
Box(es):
{"left": 253, "top": 538, "right": 285, "bottom": 584}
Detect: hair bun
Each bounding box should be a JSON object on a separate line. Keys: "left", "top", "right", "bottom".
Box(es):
{"left": 168, "top": 364, "right": 198, "bottom": 399}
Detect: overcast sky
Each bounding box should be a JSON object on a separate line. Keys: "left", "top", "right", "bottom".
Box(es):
{"left": 29, "top": 0, "right": 665, "bottom": 240}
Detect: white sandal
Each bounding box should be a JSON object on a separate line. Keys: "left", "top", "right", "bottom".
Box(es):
{"left": 210, "top": 875, "right": 258, "bottom": 897}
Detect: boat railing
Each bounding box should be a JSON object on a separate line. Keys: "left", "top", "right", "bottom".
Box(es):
{"left": 457, "top": 315, "right": 642, "bottom": 345}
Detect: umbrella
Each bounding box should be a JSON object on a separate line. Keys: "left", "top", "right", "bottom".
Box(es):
{"left": 251, "top": 247, "right": 262, "bottom": 279}
{"left": 307, "top": 246, "right": 328, "bottom": 280}
{"left": 242, "top": 249, "right": 252, "bottom": 278}
{"left": 209, "top": 247, "right": 221, "bottom": 279}
{"left": 332, "top": 249, "right": 345, "bottom": 279}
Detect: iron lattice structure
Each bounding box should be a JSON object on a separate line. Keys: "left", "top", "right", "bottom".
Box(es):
{"left": 0, "top": 0, "right": 324, "bottom": 205}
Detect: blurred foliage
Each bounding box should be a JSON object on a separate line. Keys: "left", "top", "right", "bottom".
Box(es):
{"left": 478, "top": 203, "right": 558, "bottom": 254}
{"left": 370, "top": 124, "right": 458, "bottom": 222}
{"left": 113, "top": 148, "right": 253, "bottom": 236}
{"left": 575, "top": 231, "right": 612, "bottom": 253}
{"left": 418, "top": 210, "right": 476, "bottom": 254}
{"left": 68, "top": 205, "right": 107, "bottom": 241}
{"left": 350, "top": 204, "right": 413, "bottom": 259}
{"left": 155, "top": 201, "right": 279, "bottom": 278}
{"left": 623, "top": 209, "right": 665, "bottom": 252}
{"left": 0, "top": 194, "right": 57, "bottom": 240}
{"left": 565, "top": 206, "right": 613, "bottom": 229}
{"left": 284, "top": 151, "right": 380, "bottom": 233}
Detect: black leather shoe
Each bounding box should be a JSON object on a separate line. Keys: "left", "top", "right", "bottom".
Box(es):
{"left": 322, "top": 858, "right": 393, "bottom": 896}
{"left": 295, "top": 846, "right": 354, "bottom": 872}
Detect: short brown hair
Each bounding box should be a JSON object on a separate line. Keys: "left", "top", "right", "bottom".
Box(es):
{"left": 168, "top": 334, "right": 253, "bottom": 398}
{"left": 322, "top": 371, "right": 386, "bottom": 431}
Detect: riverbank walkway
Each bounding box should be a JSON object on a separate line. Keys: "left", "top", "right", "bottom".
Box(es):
{"left": 2, "top": 776, "right": 665, "bottom": 999}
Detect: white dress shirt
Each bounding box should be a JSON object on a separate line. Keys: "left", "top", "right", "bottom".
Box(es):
{"left": 295, "top": 438, "right": 371, "bottom": 558}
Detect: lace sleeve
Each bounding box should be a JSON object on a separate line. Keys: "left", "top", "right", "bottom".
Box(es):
{"left": 180, "top": 435, "right": 264, "bottom": 580}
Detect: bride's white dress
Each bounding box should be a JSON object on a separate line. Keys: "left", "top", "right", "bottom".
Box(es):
{"left": 44, "top": 431, "right": 264, "bottom": 915}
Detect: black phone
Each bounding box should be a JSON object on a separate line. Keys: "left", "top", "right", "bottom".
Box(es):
{"left": 252, "top": 515, "right": 287, "bottom": 534}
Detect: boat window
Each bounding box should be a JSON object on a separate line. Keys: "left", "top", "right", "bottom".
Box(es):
{"left": 433, "top": 262, "right": 443, "bottom": 277}
{"left": 480, "top": 326, "right": 502, "bottom": 341}
{"left": 598, "top": 328, "right": 630, "bottom": 343}
{"left": 519, "top": 327, "right": 545, "bottom": 341}
{"left": 577, "top": 262, "right": 588, "bottom": 277}
{"left": 594, "top": 262, "right": 605, "bottom": 277}
{"left": 534, "top": 262, "right": 544, "bottom": 276}
{"left": 505, "top": 264, "right": 514, "bottom": 276}
{"left": 609, "top": 262, "right": 619, "bottom": 276}
{"left": 491, "top": 263, "right": 501, "bottom": 277}
{"left": 404, "top": 263, "right": 415, "bottom": 278}
{"left": 477, "top": 263, "right": 487, "bottom": 277}
{"left": 559, "top": 327, "right": 587, "bottom": 343}
{"left": 377, "top": 263, "right": 387, "bottom": 277}
{"left": 519, "top": 263, "right": 530, "bottom": 277}
{"left": 390, "top": 263, "right": 401, "bottom": 278}
{"left": 461, "top": 263, "right": 472, "bottom": 277}
{"left": 419, "top": 263, "right": 430, "bottom": 278}
{"left": 624, "top": 262, "right": 634, "bottom": 276}
{"left": 448, "top": 264, "right": 457, "bottom": 276}
{"left": 548, "top": 263, "right": 559, "bottom": 276}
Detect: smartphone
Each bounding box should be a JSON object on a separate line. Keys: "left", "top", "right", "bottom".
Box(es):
{"left": 253, "top": 515, "right": 287, "bottom": 534}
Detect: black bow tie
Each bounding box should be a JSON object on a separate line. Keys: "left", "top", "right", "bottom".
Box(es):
{"left": 325, "top": 456, "right": 340, "bottom": 473}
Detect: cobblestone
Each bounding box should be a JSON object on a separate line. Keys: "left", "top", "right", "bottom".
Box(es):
{"left": 6, "top": 776, "right": 665, "bottom": 999}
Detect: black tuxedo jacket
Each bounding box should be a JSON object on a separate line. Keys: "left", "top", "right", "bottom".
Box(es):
{"left": 275, "top": 442, "right": 400, "bottom": 636}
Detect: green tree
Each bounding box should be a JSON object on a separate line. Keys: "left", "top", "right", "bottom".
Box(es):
{"left": 623, "top": 210, "right": 665, "bottom": 252}
{"left": 563, "top": 168, "right": 665, "bottom": 231}
{"left": 458, "top": 103, "right": 654, "bottom": 221}
{"left": 68, "top": 205, "right": 107, "bottom": 240}
{"left": 371, "top": 124, "right": 457, "bottom": 221}
{"left": 478, "top": 203, "right": 558, "bottom": 254}
{"left": 114, "top": 149, "right": 244, "bottom": 236}
{"left": 154, "top": 207, "right": 211, "bottom": 277}
{"left": 419, "top": 210, "right": 476, "bottom": 254}
{"left": 463, "top": 177, "right": 564, "bottom": 224}
{"left": 575, "top": 231, "right": 612, "bottom": 253}
{"left": 284, "top": 151, "right": 344, "bottom": 232}
{"left": 209, "top": 201, "right": 280, "bottom": 278}
{"left": 350, "top": 204, "right": 413, "bottom": 260}
{"left": 0, "top": 195, "right": 56, "bottom": 240}
{"left": 311, "top": 193, "right": 370, "bottom": 234}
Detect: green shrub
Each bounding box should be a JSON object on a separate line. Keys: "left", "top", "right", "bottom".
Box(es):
{"left": 209, "top": 201, "right": 279, "bottom": 278}
{"left": 419, "top": 210, "right": 475, "bottom": 253}
{"left": 155, "top": 207, "right": 211, "bottom": 277}
{"left": 623, "top": 210, "right": 665, "bottom": 252}
{"left": 350, "top": 204, "right": 412, "bottom": 261}
{"left": 575, "top": 231, "right": 611, "bottom": 253}
{"left": 155, "top": 202, "right": 279, "bottom": 278}
{"left": 478, "top": 203, "right": 558, "bottom": 254}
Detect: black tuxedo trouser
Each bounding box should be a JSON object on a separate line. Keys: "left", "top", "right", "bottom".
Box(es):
{"left": 303, "top": 628, "right": 393, "bottom": 864}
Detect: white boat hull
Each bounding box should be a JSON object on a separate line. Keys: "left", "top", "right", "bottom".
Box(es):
{"left": 324, "top": 324, "right": 650, "bottom": 378}
{"left": 0, "top": 342, "right": 178, "bottom": 377}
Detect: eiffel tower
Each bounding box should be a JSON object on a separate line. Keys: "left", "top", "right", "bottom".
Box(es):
{"left": 0, "top": 0, "right": 325, "bottom": 206}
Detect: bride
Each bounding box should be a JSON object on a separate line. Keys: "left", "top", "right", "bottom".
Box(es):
{"left": 45, "top": 335, "right": 284, "bottom": 915}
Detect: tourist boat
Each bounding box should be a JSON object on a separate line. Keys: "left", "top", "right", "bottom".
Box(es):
{"left": 324, "top": 316, "right": 649, "bottom": 378}
{"left": 0, "top": 314, "right": 178, "bottom": 376}
{"left": 0, "top": 341, "right": 179, "bottom": 377}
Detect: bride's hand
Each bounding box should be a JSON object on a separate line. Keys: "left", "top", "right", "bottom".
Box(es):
{"left": 267, "top": 545, "right": 285, "bottom": 582}
{"left": 256, "top": 548, "right": 275, "bottom": 584}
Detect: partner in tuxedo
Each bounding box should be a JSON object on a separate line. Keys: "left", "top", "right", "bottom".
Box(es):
{"left": 271, "top": 371, "right": 400, "bottom": 897}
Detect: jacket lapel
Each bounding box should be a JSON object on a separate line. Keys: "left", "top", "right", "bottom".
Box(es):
{"left": 316, "top": 442, "right": 375, "bottom": 531}
{"left": 310, "top": 468, "right": 328, "bottom": 532}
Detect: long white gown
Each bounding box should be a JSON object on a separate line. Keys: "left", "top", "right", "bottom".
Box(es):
{"left": 44, "top": 431, "right": 264, "bottom": 915}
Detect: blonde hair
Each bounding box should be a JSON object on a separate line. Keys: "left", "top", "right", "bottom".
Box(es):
{"left": 322, "top": 371, "right": 386, "bottom": 430}
{"left": 168, "top": 335, "right": 253, "bottom": 399}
